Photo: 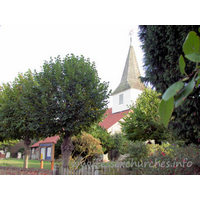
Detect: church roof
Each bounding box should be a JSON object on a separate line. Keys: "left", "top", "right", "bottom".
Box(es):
{"left": 99, "top": 108, "right": 130, "bottom": 130}
{"left": 112, "top": 44, "right": 145, "bottom": 95}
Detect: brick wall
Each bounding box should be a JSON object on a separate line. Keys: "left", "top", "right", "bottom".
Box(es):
{"left": 0, "top": 166, "right": 52, "bottom": 175}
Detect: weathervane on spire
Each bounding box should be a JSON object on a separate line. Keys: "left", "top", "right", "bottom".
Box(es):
{"left": 129, "top": 29, "right": 134, "bottom": 45}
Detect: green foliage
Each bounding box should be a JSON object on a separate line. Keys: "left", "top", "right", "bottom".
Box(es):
{"left": 143, "top": 144, "right": 200, "bottom": 175}
{"left": 138, "top": 25, "right": 200, "bottom": 144}
{"left": 183, "top": 31, "right": 200, "bottom": 62}
{"left": 124, "top": 143, "right": 200, "bottom": 175}
{"left": 88, "top": 124, "right": 114, "bottom": 154}
{"left": 125, "top": 141, "right": 149, "bottom": 162}
{"left": 159, "top": 97, "right": 174, "bottom": 129}
{"left": 71, "top": 132, "right": 103, "bottom": 162}
{"left": 121, "top": 88, "right": 170, "bottom": 143}
{"left": 111, "top": 133, "right": 129, "bottom": 155}
{"left": 55, "top": 133, "right": 103, "bottom": 167}
{"left": 0, "top": 139, "right": 19, "bottom": 150}
{"left": 0, "top": 54, "right": 110, "bottom": 169}
{"left": 0, "top": 69, "right": 51, "bottom": 168}
{"left": 162, "top": 81, "right": 184, "bottom": 101}
{"left": 55, "top": 132, "right": 104, "bottom": 160}
{"left": 34, "top": 54, "right": 110, "bottom": 172}
{"left": 34, "top": 54, "right": 111, "bottom": 138}
{"left": 159, "top": 30, "right": 200, "bottom": 134}
{"left": 147, "top": 142, "right": 174, "bottom": 157}
{"left": 0, "top": 70, "right": 45, "bottom": 141}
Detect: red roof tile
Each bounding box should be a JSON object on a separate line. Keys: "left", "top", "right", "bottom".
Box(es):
{"left": 30, "top": 135, "right": 60, "bottom": 148}
{"left": 99, "top": 108, "right": 130, "bottom": 130}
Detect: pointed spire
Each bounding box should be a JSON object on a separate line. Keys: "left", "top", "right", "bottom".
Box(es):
{"left": 129, "top": 29, "right": 133, "bottom": 46}
{"left": 112, "top": 36, "right": 145, "bottom": 95}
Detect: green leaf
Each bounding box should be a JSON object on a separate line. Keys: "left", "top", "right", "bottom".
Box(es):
{"left": 174, "top": 77, "right": 195, "bottom": 108}
{"left": 179, "top": 55, "right": 186, "bottom": 75}
{"left": 183, "top": 31, "right": 199, "bottom": 54}
{"left": 185, "top": 53, "right": 200, "bottom": 62}
{"left": 183, "top": 31, "right": 200, "bottom": 62}
{"left": 196, "top": 71, "right": 200, "bottom": 88}
{"left": 162, "top": 81, "right": 184, "bottom": 101}
{"left": 182, "top": 77, "right": 190, "bottom": 82}
{"left": 159, "top": 97, "right": 174, "bottom": 128}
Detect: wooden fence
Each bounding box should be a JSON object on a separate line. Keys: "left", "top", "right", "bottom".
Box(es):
{"left": 54, "top": 164, "right": 125, "bottom": 175}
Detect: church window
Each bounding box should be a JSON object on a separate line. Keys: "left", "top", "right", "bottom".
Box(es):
{"left": 119, "top": 94, "right": 123, "bottom": 105}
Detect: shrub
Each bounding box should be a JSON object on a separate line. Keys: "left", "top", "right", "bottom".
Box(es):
{"left": 55, "top": 133, "right": 103, "bottom": 168}
{"left": 109, "top": 133, "right": 129, "bottom": 161}
{"left": 122, "top": 142, "right": 200, "bottom": 175}
{"left": 126, "top": 141, "right": 149, "bottom": 162}
{"left": 147, "top": 142, "right": 174, "bottom": 157}
{"left": 143, "top": 143, "right": 200, "bottom": 175}
{"left": 72, "top": 132, "right": 103, "bottom": 164}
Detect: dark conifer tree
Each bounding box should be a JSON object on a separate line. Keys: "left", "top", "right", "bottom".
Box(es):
{"left": 138, "top": 25, "right": 200, "bottom": 144}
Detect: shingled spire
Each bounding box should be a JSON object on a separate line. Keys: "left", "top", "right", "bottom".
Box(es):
{"left": 112, "top": 35, "right": 145, "bottom": 95}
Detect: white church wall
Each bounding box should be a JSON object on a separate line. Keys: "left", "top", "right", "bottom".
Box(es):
{"left": 108, "top": 121, "right": 122, "bottom": 135}
{"left": 112, "top": 88, "right": 143, "bottom": 113}
{"left": 112, "top": 89, "right": 131, "bottom": 114}
{"left": 130, "top": 88, "right": 143, "bottom": 105}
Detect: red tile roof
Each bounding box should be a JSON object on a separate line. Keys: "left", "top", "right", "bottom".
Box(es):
{"left": 99, "top": 108, "right": 130, "bottom": 130}
{"left": 30, "top": 135, "right": 60, "bottom": 148}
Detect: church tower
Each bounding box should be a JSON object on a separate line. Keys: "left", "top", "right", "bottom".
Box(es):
{"left": 111, "top": 33, "right": 145, "bottom": 114}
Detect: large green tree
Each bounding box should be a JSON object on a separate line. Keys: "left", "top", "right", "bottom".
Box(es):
{"left": 34, "top": 54, "right": 110, "bottom": 174}
{"left": 0, "top": 70, "right": 46, "bottom": 168}
{"left": 138, "top": 25, "right": 200, "bottom": 144}
{"left": 121, "top": 88, "right": 170, "bottom": 144}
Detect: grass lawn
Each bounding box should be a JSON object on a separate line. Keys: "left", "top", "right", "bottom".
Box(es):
{"left": 0, "top": 158, "right": 58, "bottom": 170}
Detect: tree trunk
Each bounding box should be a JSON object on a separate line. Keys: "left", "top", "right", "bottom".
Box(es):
{"left": 61, "top": 133, "right": 74, "bottom": 175}
{"left": 24, "top": 137, "right": 31, "bottom": 169}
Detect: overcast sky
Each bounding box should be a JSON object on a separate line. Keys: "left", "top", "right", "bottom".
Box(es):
{"left": 0, "top": 0, "right": 194, "bottom": 107}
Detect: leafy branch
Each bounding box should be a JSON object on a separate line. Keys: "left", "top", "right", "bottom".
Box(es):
{"left": 159, "top": 30, "right": 200, "bottom": 127}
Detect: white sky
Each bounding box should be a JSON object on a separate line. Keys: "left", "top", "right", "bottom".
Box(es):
{"left": 0, "top": 0, "right": 194, "bottom": 106}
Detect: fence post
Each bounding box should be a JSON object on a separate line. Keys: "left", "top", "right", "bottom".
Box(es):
{"left": 73, "top": 168, "right": 75, "bottom": 175}
{"left": 108, "top": 165, "right": 111, "bottom": 175}
{"left": 82, "top": 165, "right": 84, "bottom": 175}
{"left": 95, "top": 166, "right": 99, "bottom": 175}
{"left": 91, "top": 165, "right": 94, "bottom": 175}
{"left": 104, "top": 166, "right": 107, "bottom": 175}
{"left": 53, "top": 164, "right": 59, "bottom": 175}
{"left": 78, "top": 168, "right": 81, "bottom": 175}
